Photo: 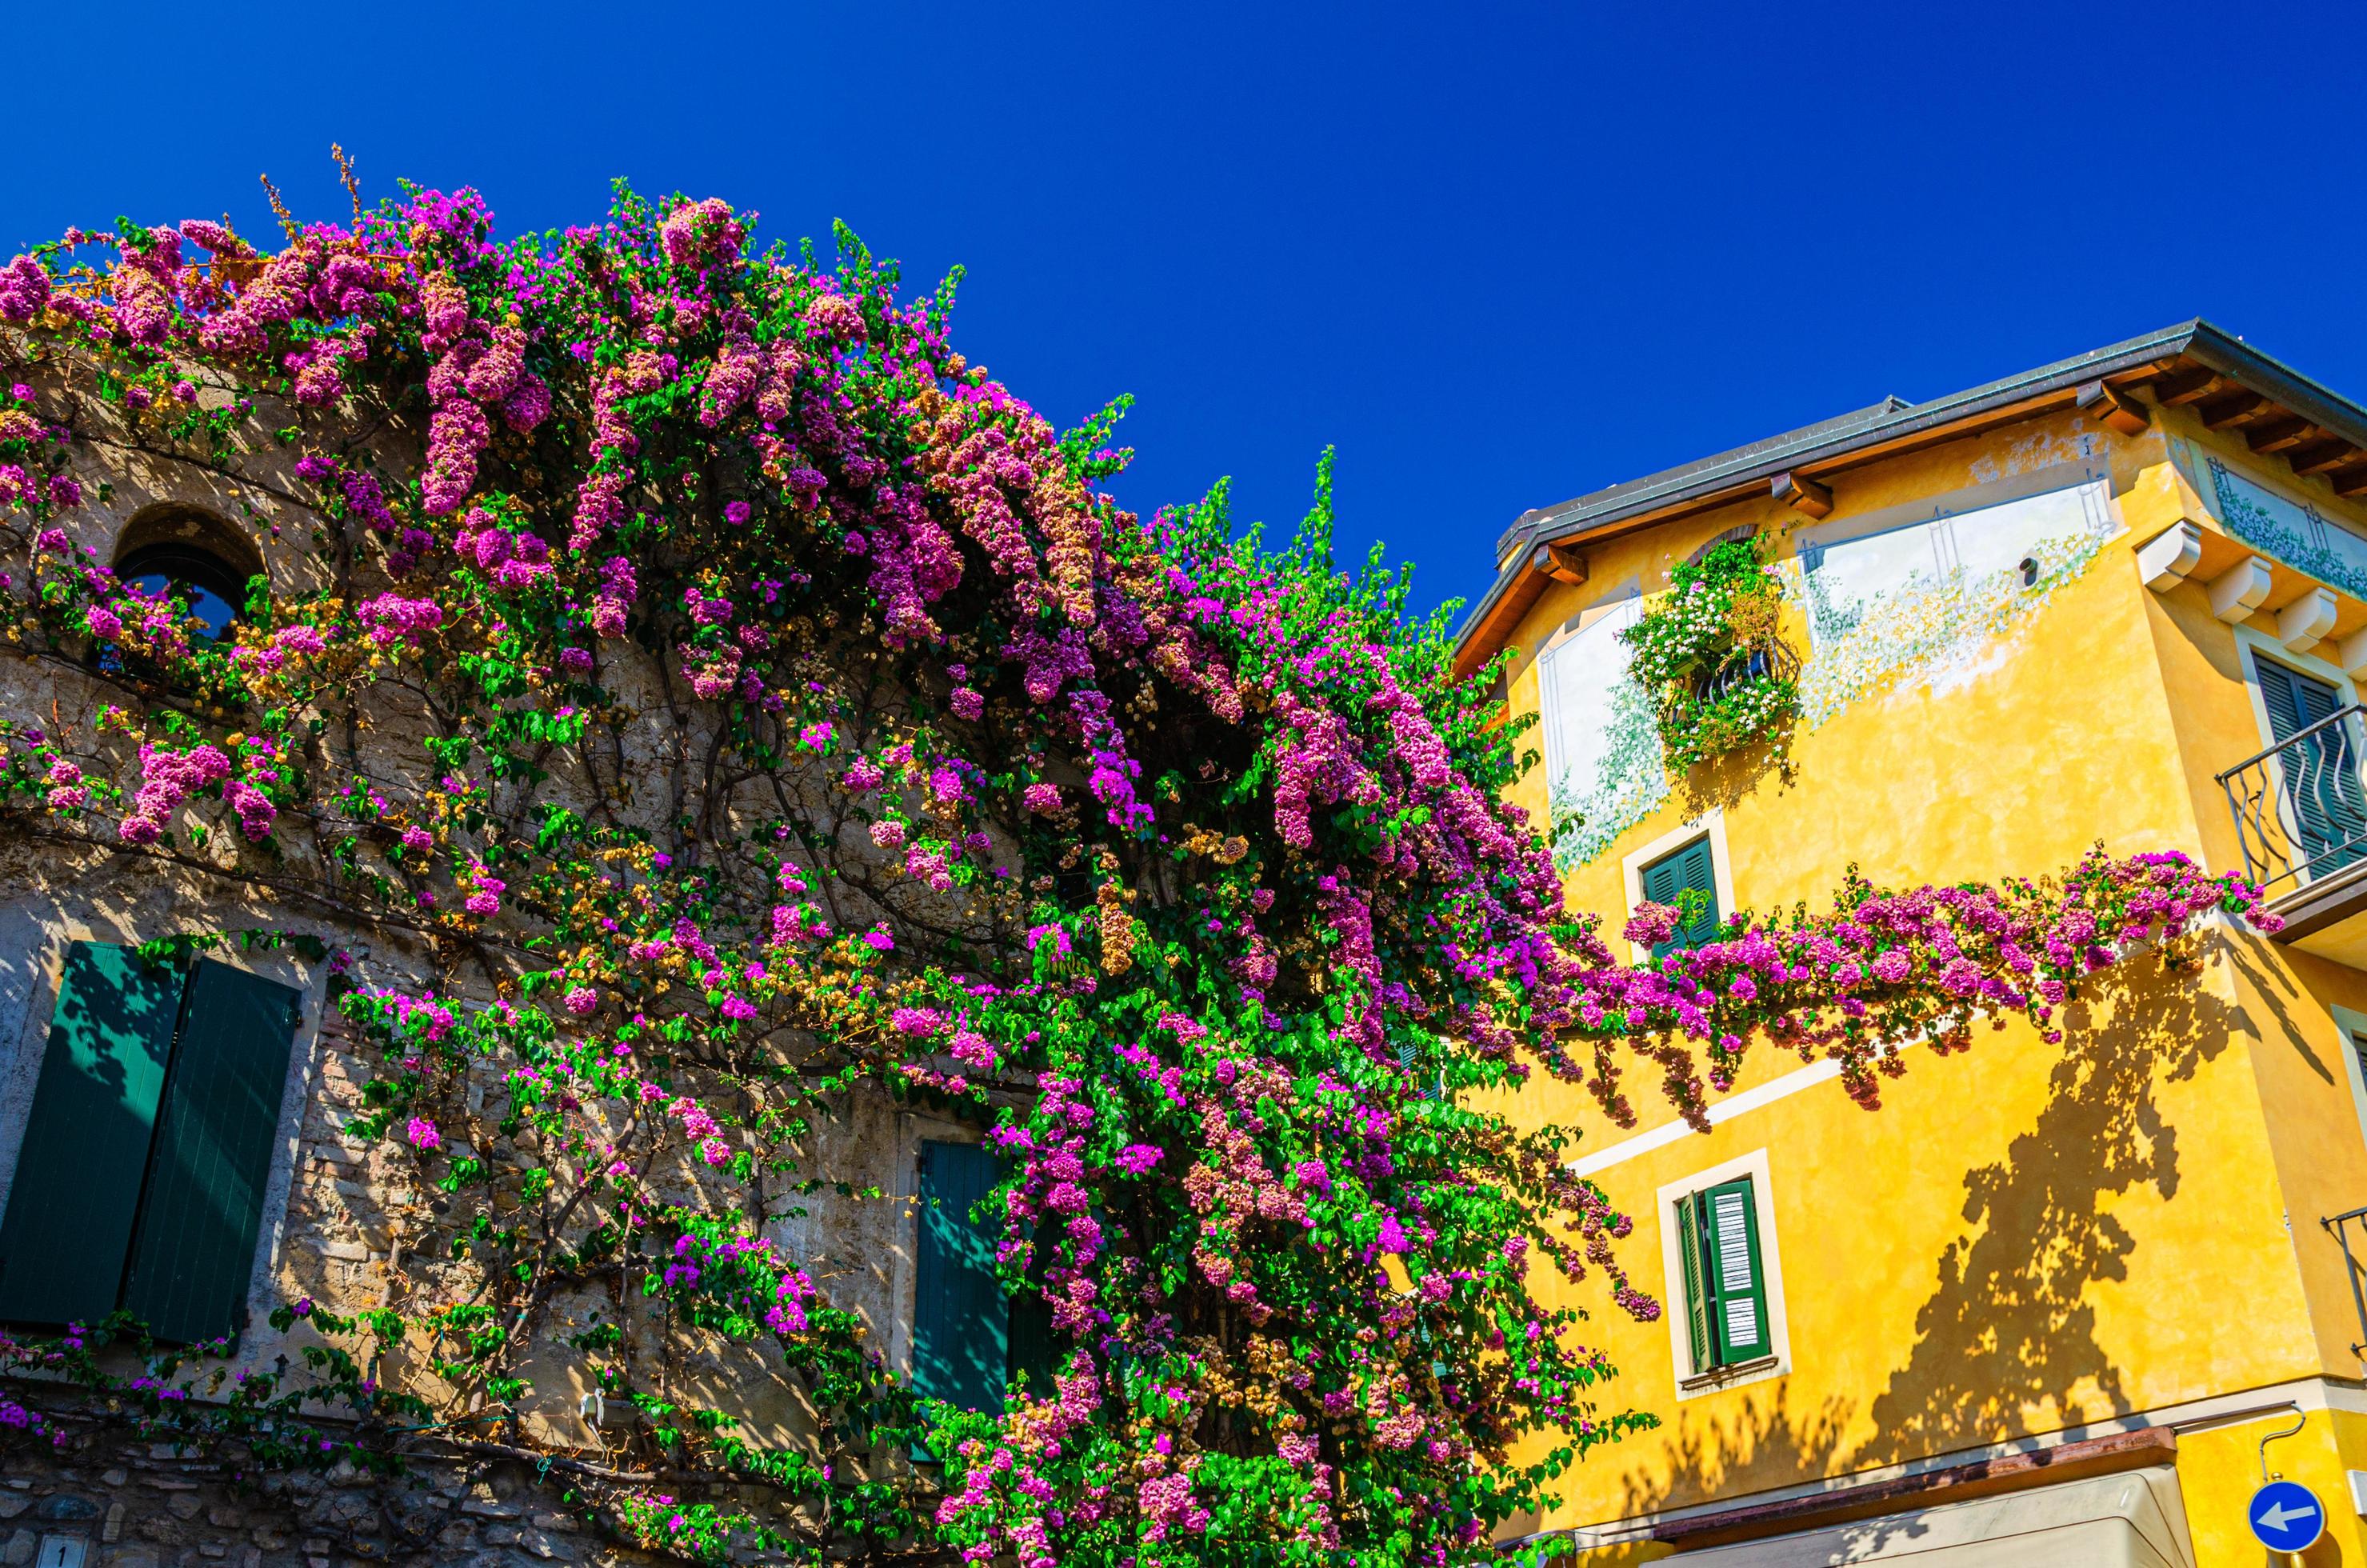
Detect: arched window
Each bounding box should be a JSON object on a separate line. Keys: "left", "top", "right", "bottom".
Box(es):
{"left": 1682, "top": 523, "right": 1761, "bottom": 568}
{"left": 115, "top": 541, "right": 246, "bottom": 640}
{"left": 109, "top": 506, "right": 263, "bottom": 642}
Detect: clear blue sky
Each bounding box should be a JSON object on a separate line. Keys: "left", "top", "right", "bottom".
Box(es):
{"left": 7, "top": 1, "right": 2361, "bottom": 622}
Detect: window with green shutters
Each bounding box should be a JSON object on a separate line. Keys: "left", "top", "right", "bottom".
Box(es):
{"left": 910, "top": 1140, "right": 1058, "bottom": 1427}
{"left": 0, "top": 942, "right": 300, "bottom": 1344}
{"left": 1673, "top": 1174, "right": 1773, "bottom": 1375}
{"left": 1639, "top": 836, "right": 1721, "bottom": 955}
{"left": 2255, "top": 655, "right": 2367, "bottom": 881}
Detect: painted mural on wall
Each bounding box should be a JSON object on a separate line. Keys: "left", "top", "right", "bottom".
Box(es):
{"left": 1537, "top": 597, "right": 1669, "bottom": 868}
{"left": 1793, "top": 478, "right": 2117, "bottom": 726}
{"left": 2206, "top": 455, "right": 2367, "bottom": 602}
{"left": 1541, "top": 478, "right": 2119, "bottom": 869}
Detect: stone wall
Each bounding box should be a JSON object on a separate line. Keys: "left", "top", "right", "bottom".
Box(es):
{"left": 2, "top": 1421, "right": 690, "bottom": 1568}
{"left": 0, "top": 359, "right": 979, "bottom": 1558}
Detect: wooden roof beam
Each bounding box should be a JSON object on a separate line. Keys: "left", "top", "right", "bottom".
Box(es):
{"left": 2333, "top": 462, "right": 2367, "bottom": 498}
{"left": 1528, "top": 541, "right": 1588, "bottom": 586}
{"left": 2077, "top": 380, "right": 2150, "bottom": 436}
{"left": 2147, "top": 366, "right": 2221, "bottom": 406}
{"left": 2289, "top": 438, "right": 2358, "bottom": 476}
{"left": 2248, "top": 414, "right": 2316, "bottom": 453}
{"left": 1771, "top": 470, "right": 1833, "bottom": 519}
{"left": 2198, "top": 389, "right": 2270, "bottom": 429}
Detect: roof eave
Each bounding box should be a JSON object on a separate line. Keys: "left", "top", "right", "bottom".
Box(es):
{"left": 1447, "top": 321, "right": 2279, "bottom": 678}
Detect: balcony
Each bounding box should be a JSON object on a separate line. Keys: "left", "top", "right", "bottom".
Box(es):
{"left": 2217, "top": 704, "right": 2367, "bottom": 963}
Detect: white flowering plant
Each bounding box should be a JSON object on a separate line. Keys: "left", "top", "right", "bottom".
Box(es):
{"left": 1621, "top": 534, "right": 1798, "bottom": 770}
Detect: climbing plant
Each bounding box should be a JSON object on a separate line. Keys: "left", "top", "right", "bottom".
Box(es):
{"left": 0, "top": 175, "right": 2271, "bottom": 1568}
{"left": 1620, "top": 533, "right": 1798, "bottom": 770}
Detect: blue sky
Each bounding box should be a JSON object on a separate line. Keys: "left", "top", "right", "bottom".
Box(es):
{"left": 7, "top": 1, "right": 2362, "bottom": 622}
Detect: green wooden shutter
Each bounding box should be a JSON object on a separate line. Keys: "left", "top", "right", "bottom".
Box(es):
{"left": 122, "top": 960, "right": 300, "bottom": 1344}
{"left": 911, "top": 1141, "right": 1014, "bottom": 1415}
{"left": 1641, "top": 853, "right": 1681, "bottom": 960}
{"left": 1676, "top": 839, "right": 1721, "bottom": 947}
{"left": 1703, "top": 1177, "right": 1771, "bottom": 1364}
{"left": 2258, "top": 658, "right": 2367, "bottom": 878}
{"left": 2258, "top": 658, "right": 2310, "bottom": 739}
{"left": 1641, "top": 838, "right": 1721, "bottom": 956}
{"left": 0, "top": 942, "right": 185, "bottom": 1328}
{"left": 1676, "top": 1191, "right": 1713, "bottom": 1374}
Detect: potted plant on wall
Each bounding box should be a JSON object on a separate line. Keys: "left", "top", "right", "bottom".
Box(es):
{"left": 1621, "top": 532, "right": 1800, "bottom": 770}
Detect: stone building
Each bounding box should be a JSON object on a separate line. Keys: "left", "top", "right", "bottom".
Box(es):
{"left": 0, "top": 356, "right": 1026, "bottom": 1566}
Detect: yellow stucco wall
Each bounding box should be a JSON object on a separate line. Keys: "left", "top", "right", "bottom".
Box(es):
{"left": 1485, "top": 398, "right": 2367, "bottom": 1563}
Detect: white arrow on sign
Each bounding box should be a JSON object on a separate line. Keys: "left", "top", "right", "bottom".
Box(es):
{"left": 2258, "top": 1498, "right": 2321, "bottom": 1532}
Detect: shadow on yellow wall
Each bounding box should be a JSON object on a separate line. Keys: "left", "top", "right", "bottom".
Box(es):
{"left": 1593, "top": 959, "right": 2249, "bottom": 1522}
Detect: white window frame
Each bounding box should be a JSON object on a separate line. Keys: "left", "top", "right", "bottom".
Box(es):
{"left": 1657, "top": 1146, "right": 1791, "bottom": 1400}
{"left": 1619, "top": 808, "right": 1736, "bottom": 964}
{"left": 2329, "top": 1004, "right": 2367, "bottom": 1154}
{"left": 2235, "top": 623, "right": 2359, "bottom": 754}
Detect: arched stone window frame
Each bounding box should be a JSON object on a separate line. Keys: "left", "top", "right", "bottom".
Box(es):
{"left": 108, "top": 502, "right": 266, "bottom": 642}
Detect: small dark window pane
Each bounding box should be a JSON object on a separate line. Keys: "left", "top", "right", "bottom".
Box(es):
{"left": 123, "top": 573, "right": 236, "bottom": 640}
{"left": 114, "top": 542, "right": 250, "bottom": 642}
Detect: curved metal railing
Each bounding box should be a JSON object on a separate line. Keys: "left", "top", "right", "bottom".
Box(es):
{"left": 1689, "top": 638, "right": 1799, "bottom": 706}
{"left": 2216, "top": 702, "right": 2367, "bottom": 898}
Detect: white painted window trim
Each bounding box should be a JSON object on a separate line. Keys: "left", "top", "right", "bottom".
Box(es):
{"left": 1620, "top": 807, "right": 1736, "bottom": 964}
{"left": 2233, "top": 622, "right": 2359, "bottom": 744}
{"left": 1656, "top": 1146, "right": 1791, "bottom": 1401}
{"left": 2329, "top": 1005, "right": 2367, "bottom": 1156}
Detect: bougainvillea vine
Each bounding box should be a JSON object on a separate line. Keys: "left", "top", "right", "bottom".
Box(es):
{"left": 0, "top": 179, "right": 2272, "bottom": 1568}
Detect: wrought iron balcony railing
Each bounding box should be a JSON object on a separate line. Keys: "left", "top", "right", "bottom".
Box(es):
{"left": 2325, "top": 1206, "right": 2367, "bottom": 1358}
{"left": 1688, "top": 638, "right": 1800, "bottom": 705}
{"left": 2216, "top": 702, "right": 2367, "bottom": 898}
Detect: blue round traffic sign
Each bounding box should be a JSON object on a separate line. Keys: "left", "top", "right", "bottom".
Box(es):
{"left": 2249, "top": 1478, "right": 2325, "bottom": 1552}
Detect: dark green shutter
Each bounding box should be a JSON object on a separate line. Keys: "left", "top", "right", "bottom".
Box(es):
{"left": 122, "top": 960, "right": 300, "bottom": 1344}
{"left": 911, "top": 1141, "right": 1014, "bottom": 1415}
{"left": 1679, "top": 840, "right": 1721, "bottom": 944}
{"left": 2257, "top": 657, "right": 2367, "bottom": 877}
{"left": 2257, "top": 657, "right": 2334, "bottom": 738}
{"left": 1703, "top": 1177, "right": 1771, "bottom": 1364}
{"left": 1641, "top": 853, "right": 1681, "bottom": 962}
{"left": 1676, "top": 1191, "right": 1712, "bottom": 1374}
{"left": 1641, "top": 838, "right": 1721, "bottom": 956}
{"left": 0, "top": 942, "right": 184, "bottom": 1327}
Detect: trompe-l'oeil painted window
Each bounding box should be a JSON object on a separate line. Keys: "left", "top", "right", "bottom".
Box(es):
{"left": 0, "top": 942, "right": 298, "bottom": 1344}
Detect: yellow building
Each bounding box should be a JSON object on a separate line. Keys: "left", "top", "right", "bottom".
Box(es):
{"left": 1458, "top": 322, "right": 2367, "bottom": 1566}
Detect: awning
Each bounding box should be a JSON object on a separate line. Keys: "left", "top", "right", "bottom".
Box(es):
{"left": 1669, "top": 1467, "right": 2195, "bottom": 1566}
